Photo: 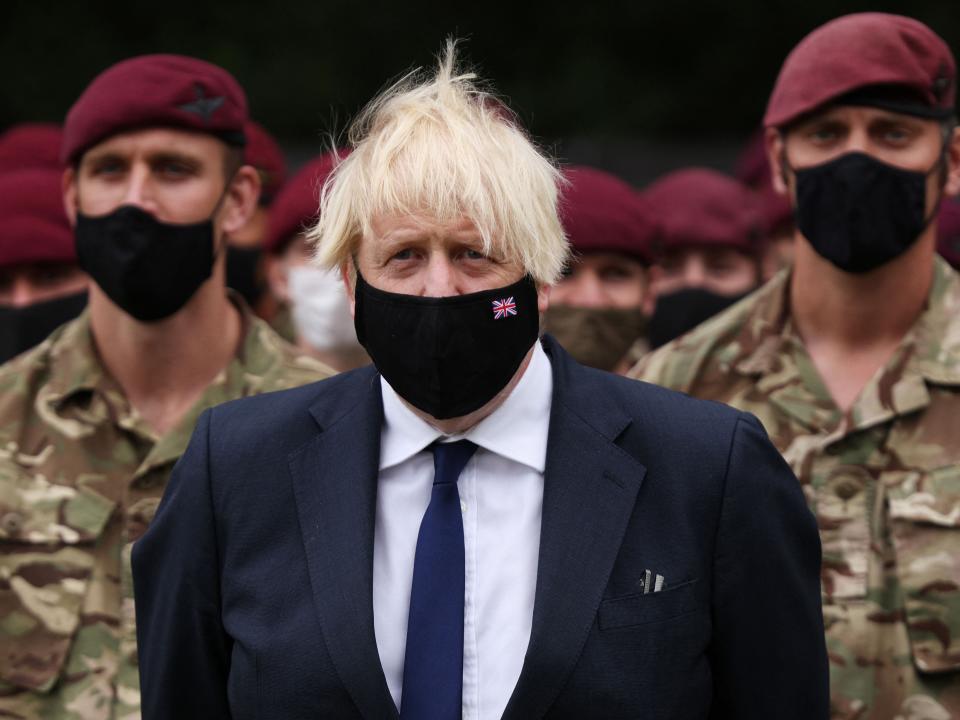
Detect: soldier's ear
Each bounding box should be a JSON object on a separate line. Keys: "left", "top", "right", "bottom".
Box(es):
{"left": 643, "top": 265, "right": 662, "bottom": 316}
{"left": 62, "top": 166, "right": 79, "bottom": 227}
{"left": 765, "top": 128, "right": 791, "bottom": 197}
{"left": 943, "top": 124, "right": 960, "bottom": 198}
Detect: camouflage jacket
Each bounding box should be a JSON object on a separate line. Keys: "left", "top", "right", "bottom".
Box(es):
{"left": 0, "top": 304, "right": 332, "bottom": 719}
{"left": 631, "top": 257, "right": 960, "bottom": 720}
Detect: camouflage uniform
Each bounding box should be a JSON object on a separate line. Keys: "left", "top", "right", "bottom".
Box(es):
{"left": 269, "top": 300, "right": 298, "bottom": 344}
{"left": 630, "top": 256, "right": 960, "bottom": 720}
{"left": 0, "top": 300, "right": 331, "bottom": 719}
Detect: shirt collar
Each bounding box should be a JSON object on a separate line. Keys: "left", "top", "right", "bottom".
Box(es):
{"left": 379, "top": 339, "right": 553, "bottom": 473}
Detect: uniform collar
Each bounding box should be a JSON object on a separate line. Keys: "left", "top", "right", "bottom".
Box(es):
{"left": 907, "top": 255, "right": 960, "bottom": 386}
{"left": 731, "top": 256, "right": 960, "bottom": 436}
{"left": 734, "top": 257, "right": 960, "bottom": 386}
{"left": 379, "top": 339, "right": 553, "bottom": 473}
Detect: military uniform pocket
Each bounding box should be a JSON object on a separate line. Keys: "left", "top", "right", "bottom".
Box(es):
{"left": 885, "top": 465, "right": 960, "bottom": 674}
{"left": 0, "top": 468, "right": 116, "bottom": 692}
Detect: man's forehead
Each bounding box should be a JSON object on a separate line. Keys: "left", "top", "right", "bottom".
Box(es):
{"left": 80, "top": 126, "right": 227, "bottom": 164}
{"left": 370, "top": 213, "right": 481, "bottom": 239}
{"left": 662, "top": 245, "right": 751, "bottom": 262}
{"left": 790, "top": 104, "right": 937, "bottom": 132}
{"left": 573, "top": 251, "right": 644, "bottom": 268}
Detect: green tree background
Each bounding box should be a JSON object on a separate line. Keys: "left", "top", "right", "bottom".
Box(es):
{"left": 5, "top": 0, "right": 957, "bottom": 182}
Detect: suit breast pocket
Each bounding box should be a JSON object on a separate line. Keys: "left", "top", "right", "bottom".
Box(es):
{"left": 598, "top": 579, "right": 700, "bottom": 631}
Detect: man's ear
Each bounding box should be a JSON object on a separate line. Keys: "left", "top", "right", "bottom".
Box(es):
{"left": 536, "top": 282, "right": 551, "bottom": 314}
{"left": 265, "top": 255, "right": 290, "bottom": 303}
{"left": 642, "top": 265, "right": 662, "bottom": 316}
{"left": 219, "top": 165, "right": 261, "bottom": 237}
{"left": 943, "top": 124, "right": 960, "bottom": 198}
{"left": 341, "top": 258, "right": 356, "bottom": 317}
{"left": 62, "top": 166, "right": 78, "bottom": 227}
{"left": 766, "top": 127, "right": 791, "bottom": 197}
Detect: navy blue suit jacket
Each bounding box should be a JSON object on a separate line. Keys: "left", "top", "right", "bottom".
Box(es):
{"left": 133, "top": 336, "right": 828, "bottom": 719}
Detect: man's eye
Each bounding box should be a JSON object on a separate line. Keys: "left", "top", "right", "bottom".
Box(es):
{"left": 158, "top": 162, "right": 193, "bottom": 178}
{"left": 463, "top": 249, "right": 486, "bottom": 260}
{"left": 91, "top": 160, "right": 124, "bottom": 176}
{"left": 810, "top": 128, "right": 838, "bottom": 142}
{"left": 882, "top": 128, "right": 910, "bottom": 143}
{"left": 598, "top": 266, "right": 632, "bottom": 282}
{"left": 29, "top": 266, "right": 75, "bottom": 285}
{"left": 391, "top": 248, "right": 415, "bottom": 261}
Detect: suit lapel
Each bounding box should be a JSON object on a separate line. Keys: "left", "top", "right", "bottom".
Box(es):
{"left": 289, "top": 369, "right": 399, "bottom": 720}
{"left": 503, "top": 340, "right": 647, "bottom": 720}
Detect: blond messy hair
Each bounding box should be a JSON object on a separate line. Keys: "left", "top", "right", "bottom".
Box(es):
{"left": 307, "top": 40, "right": 569, "bottom": 285}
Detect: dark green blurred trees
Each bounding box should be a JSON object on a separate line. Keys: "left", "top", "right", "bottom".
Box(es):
{"left": 4, "top": 0, "right": 958, "bottom": 158}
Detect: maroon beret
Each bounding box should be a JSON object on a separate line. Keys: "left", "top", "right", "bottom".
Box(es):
{"left": 245, "top": 121, "right": 287, "bottom": 205}
{"left": 937, "top": 200, "right": 960, "bottom": 270}
{"left": 62, "top": 54, "right": 248, "bottom": 164}
{"left": 266, "top": 151, "right": 343, "bottom": 254}
{"left": 559, "top": 166, "right": 653, "bottom": 264}
{"left": 757, "top": 184, "right": 794, "bottom": 237}
{"left": 0, "top": 123, "right": 64, "bottom": 173}
{"left": 765, "top": 13, "right": 956, "bottom": 129}
{"left": 643, "top": 168, "right": 762, "bottom": 254}
{"left": 0, "top": 169, "right": 75, "bottom": 267}
{"left": 735, "top": 129, "right": 770, "bottom": 190}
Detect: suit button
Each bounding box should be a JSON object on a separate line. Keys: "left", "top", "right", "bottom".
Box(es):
{"left": 1, "top": 512, "right": 24, "bottom": 536}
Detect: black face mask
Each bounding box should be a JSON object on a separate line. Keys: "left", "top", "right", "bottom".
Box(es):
{"left": 648, "top": 287, "right": 751, "bottom": 349}
{"left": 0, "top": 291, "right": 88, "bottom": 363}
{"left": 75, "top": 205, "right": 216, "bottom": 322}
{"left": 226, "top": 245, "right": 264, "bottom": 307}
{"left": 354, "top": 272, "right": 541, "bottom": 419}
{"left": 793, "top": 151, "right": 943, "bottom": 274}
{"left": 543, "top": 305, "right": 647, "bottom": 371}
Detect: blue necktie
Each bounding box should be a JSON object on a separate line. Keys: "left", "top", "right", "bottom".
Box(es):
{"left": 400, "top": 439, "right": 477, "bottom": 720}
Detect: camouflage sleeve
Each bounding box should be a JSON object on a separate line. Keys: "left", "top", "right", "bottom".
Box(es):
{"left": 709, "top": 413, "right": 829, "bottom": 719}
{"left": 131, "top": 409, "right": 231, "bottom": 719}
{"left": 626, "top": 340, "right": 695, "bottom": 391}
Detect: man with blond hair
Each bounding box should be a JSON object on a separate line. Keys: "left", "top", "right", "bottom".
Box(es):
{"left": 133, "top": 45, "right": 827, "bottom": 719}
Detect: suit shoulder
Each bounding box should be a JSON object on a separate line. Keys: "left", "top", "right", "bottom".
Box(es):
{"left": 567, "top": 360, "right": 745, "bottom": 445}
{"left": 207, "top": 365, "right": 377, "bottom": 449}
{"left": 608, "top": 370, "right": 744, "bottom": 427}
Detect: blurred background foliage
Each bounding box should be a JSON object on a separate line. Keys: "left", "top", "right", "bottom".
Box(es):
{"left": 4, "top": 0, "right": 958, "bottom": 182}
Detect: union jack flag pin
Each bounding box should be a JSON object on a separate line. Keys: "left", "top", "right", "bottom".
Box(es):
{"left": 492, "top": 297, "right": 517, "bottom": 319}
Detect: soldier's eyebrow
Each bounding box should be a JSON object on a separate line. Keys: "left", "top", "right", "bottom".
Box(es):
{"left": 82, "top": 150, "right": 127, "bottom": 172}
{"left": 147, "top": 151, "right": 203, "bottom": 172}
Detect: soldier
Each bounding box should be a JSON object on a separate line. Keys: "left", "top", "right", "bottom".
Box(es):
{"left": 263, "top": 150, "right": 369, "bottom": 371}
{"left": 543, "top": 165, "right": 654, "bottom": 373}
{"left": 0, "top": 168, "right": 88, "bottom": 362}
{"left": 631, "top": 13, "right": 960, "bottom": 719}
{"left": 0, "top": 54, "right": 331, "bottom": 719}
{"left": 640, "top": 167, "right": 764, "bottom": 349}
{"left": 0, "top": 123, "right": 64, "bottom": 172}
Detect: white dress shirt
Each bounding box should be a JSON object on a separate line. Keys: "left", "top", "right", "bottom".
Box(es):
{"left": 373, "top": 341, "right": 552, "bottom": 720}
